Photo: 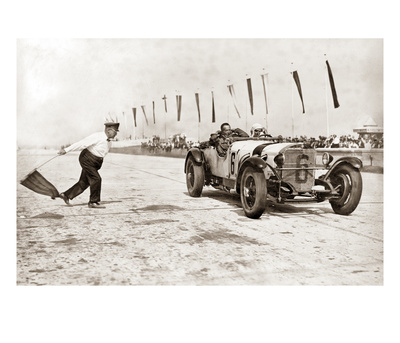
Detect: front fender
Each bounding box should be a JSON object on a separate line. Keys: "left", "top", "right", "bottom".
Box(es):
{"left": 323, "top": 157, "right": 363, "bottom": 180}
{"left": 241, "top": 156, "right": 267, "bottom": 171}
{"left": 237, "top": 156, "right": 267, "bottom": 188}
{"left": 184, "top": 148, "right": 204, "bottom": 173}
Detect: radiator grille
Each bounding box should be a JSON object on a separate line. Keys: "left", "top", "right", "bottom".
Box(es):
{"left": 280, "top": 148, "right": 316, "bottom": 192}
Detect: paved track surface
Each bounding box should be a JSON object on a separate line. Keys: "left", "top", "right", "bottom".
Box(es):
{"left": 16, "top": 149, "right": 383, "bottom": 285}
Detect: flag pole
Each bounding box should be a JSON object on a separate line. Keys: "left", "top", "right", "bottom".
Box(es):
{"left": 245, "top": 75, "right": 248, "bottom": 133}
{"left": 123, "top": 111, "right": 127, "bottom": 139}
{"left": 291, "top": 63, "right": 294, "bottom": 138}
{"left": 197, "top": 89, "right": 200, "bottom": 142}
{"left": 262, "top": 69, "right": 269, "bottom": 133}
{"left": 162, "top": 94, "right": 167, "bottom": 140}
{"left": 267, "top": 74, "right": 269, "bottom": 133}
{"left": 132, "top": 111, "right": 136, "bottom": 140}
{"left": 142, "top": 108, "right": 144, "bottom": 139}
{"left": 227, "top": 80, "right": 230, "bottom": 124}
{"left": 133, "top": 109, "right": 136, "bottom": 140}
{"left": 324, "top": 54, "right": 330, "bottom": 137}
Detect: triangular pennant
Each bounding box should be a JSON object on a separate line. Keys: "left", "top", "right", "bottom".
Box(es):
{"left": 132, "top": 108, "right": 137, "bottom": 127}
{"left": 162, "top": 94, "right": 168, "bottom": 113}
{"left": 261, "top": 73, "right": 269, "bottom": 115}
{"left": 211, "top": 91, "right": 216, "bottom": 123}
{"left": 227, "top": 84, "right": 241, "bottom": 118}
{"left": 141, "top": 105, "right": 149, "bottom": 125}
{"left": 152, "top": 101, "right": 156, "bottom": 124}
{"left": 195, "top": 93, "right": 201, "bottom": 123}
{"left": 176, "top": 95, "right": 182, "bottom": 121}
{"left": 292, "top": 70, "right": 305, "bottom": 114}
{"left": 326, "top": 60, "right": 340, "bottom": 108}
{"left": 247, "top": 78, "right": 254, "bottom": 115}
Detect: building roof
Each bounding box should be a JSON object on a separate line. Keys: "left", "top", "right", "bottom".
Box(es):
{"left": 353, "top": 117, "right": 383, "bottom": 133}
{"left": 363, "top": 117, "right": 378, "bottom": 127}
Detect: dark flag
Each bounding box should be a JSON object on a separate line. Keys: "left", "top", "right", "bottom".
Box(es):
{"left": 227, "top": 84, "right": 241, "bottom": 118}
{"left": 247, "top": 78, "right": 254, "bottom": 115}
{"left": 132, "top": 107, "right": 137, "bottom": 127}
{"left": 195, "top": 93, "right": 201, "bottom": 122}
{"left": 141, "top": 105, "right": 149, "bottom": 125}
{"left": 162, "top": 94, "right": 168, "bottom": 112}
{"left": 20, "top": 169, "right": 59, "bottom": 199}
{"left": 326, "top": 60, "right": 340, "bottom": 108}
{"left": 292, "top": 70, "right": 305, "bottom": 114}
{"left": 176, "top": 95, "right": 182, "bottom": 121}
{"left": 152, "top": 101, "right": 156, "bottom": 124}
{"left": 211, "top": 91, "right": 216, "bottom": 123}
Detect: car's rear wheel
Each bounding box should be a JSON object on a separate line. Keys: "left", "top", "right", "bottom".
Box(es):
{"left": 186, "top": 156, "right": 205, "bottom": 197}
{"left": 329, "top": 164, "right": 362, "bottom": 215}
{"left": 240, "top": 166, "right": 267, "bottom": 219}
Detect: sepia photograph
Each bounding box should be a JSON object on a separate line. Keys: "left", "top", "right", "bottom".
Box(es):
{"left": 5, "top": 2, "right": 398, "bottom": 343}
{"left": 17, "top": 38, "right": 383, "bottom": 286}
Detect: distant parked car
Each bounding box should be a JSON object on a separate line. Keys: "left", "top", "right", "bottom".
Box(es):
{"left": 184, "top": 136, "right": 363, "bottom": 219}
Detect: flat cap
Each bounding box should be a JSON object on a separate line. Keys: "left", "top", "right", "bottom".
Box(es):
{"left": 104, "top": 122, "right": 120, "bottom": 131}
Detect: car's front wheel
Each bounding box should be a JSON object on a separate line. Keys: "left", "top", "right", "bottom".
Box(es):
{"left": 186, "top": 156, "right": 205, "bottom": 197}
{"left": 329, "top": 164, "right": 362, "bottom": 215}
{"left": 240, "top": 166, "right": 267, "bottom": 219}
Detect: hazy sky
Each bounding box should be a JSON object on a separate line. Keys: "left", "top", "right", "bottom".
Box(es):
{"left": 17, "top": 38, "right": 383, "bottom": 147}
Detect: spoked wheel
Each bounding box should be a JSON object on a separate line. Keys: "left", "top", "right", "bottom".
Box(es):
{"left": 329, "top": 164, "right": 362, "bottom": 215}
{"left": 186, "top": 156, "right": 205, "bottom": 197}
{"left": 240, "top": 166, "right": 267, "bottom": 219}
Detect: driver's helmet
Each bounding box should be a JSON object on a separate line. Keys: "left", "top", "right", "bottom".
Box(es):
{"left": 250, "top": 123, "right": 265, "bottom": 137}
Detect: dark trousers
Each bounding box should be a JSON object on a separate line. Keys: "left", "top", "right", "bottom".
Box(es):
{"left": 64, "top": 149, "right": 103, "bottom": 203}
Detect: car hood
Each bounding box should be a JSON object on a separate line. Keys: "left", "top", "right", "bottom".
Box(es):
{"left": 231, "top": 140, "right": 302, "bottom": 156}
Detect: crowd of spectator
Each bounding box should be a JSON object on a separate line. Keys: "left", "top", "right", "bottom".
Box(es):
{"left": 279, "top": 134, "right": 383, "bottom": 149}
{"left": 140, "top": 132, "right": 383, "bottom": 154}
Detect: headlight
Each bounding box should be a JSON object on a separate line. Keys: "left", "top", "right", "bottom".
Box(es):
{"left": 322, "top": 152, "right": 333, "bottom": 166}
{"left": 274, "top": 153, "right": 285, "bottom": 167}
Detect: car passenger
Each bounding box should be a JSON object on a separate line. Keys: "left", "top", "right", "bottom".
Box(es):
{"left": 250, "top": 123, "right": 267, "bottom": 137}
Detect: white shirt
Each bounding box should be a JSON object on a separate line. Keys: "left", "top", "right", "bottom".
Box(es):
{"left": 64, "top": 132, "right": 111, "bottom": 158}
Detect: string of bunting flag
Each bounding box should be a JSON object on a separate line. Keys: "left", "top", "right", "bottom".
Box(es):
{"left": 130, "top": 59, "right": 340, "bottom": 134}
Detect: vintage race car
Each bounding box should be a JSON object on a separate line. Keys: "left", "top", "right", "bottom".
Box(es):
{"left": 184, "top": 136, "right": 363, "bottom": 219}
